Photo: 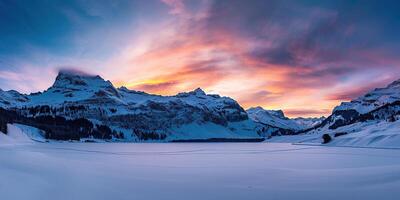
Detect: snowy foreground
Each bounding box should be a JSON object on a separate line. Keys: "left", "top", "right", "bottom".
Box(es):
{"left": 2, "top": 137, "right": 400, "bottom": 200}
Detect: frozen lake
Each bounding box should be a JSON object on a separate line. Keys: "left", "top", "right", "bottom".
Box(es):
{"left": 1, "top": 142, "right": 400, "bottom": 200}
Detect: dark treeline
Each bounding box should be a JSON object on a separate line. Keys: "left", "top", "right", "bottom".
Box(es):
{"left": 15, "top": 104, "right": 171, "bottom": 141}
{"left": 0, "top": 108, "right": 123, "bottom": 140}
{"left": 256, "top": 122, "right": 295, "bottom": 136}
{"left": 133, "top": 128, "right": 167, "bottom": 140}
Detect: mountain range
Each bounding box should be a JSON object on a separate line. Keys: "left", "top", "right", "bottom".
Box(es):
{"left": 1, "top": 70, "right": 399, "bottom": 144}
{"left": 1, "top": 70, "right": 262, "bottom": 141}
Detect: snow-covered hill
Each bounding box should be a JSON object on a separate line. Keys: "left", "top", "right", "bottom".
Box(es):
{"left": 0, "top": 70, "right": 264, "bottom": 141}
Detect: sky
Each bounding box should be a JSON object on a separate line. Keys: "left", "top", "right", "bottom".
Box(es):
{"left": 1, "top": 0, "right": 400, "bottom": 117}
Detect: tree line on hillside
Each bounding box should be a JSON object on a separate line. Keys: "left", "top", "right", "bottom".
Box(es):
{"left": 0, "top": 108, "right": 123, "bottom": 140}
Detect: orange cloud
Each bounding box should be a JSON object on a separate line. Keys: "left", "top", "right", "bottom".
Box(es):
{"left": 106, "top": 0, "right": 400, "bottom": 118}
{"left": 109, "top": 21, "right": 342, "bottom": 117}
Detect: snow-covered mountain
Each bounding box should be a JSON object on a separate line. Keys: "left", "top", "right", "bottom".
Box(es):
{"left": 247, "top": 107, "right": 324, "bottom": 132}
{"left": 292, "top": 117, "right": 326, "bottom": 129}
{"left": 0, "top": 70, "right": 265, "bottom": 141}
{"left": 0, "top": 89, "right": 29, "bottom": 108}
{"left": 311, "top": 79, "right": 400, "bottom": 131}
{"left": 334, "top": 80, "right": 400, "bottom": 114}
{"left": 247, "top": 107, "right": 302, "bottom": 131}
{"left": 299, "top": 78, "right": 400, "bottom": 147}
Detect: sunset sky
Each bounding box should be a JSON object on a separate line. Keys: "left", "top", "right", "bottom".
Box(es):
{"left": 1, "top": 0, "right": 400, "bottom": 117}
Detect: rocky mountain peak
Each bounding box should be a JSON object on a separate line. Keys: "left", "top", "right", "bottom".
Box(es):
{"left": 52, "top": 70, "right": 110, "bottom": 88}
{"left": 191, "top": 88, "right": 206, "bottom": 96}
{"left": 176, "top": 88, "right": 207, "bottom": 98}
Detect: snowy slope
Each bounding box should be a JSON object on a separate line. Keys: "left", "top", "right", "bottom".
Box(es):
{"left": 0, "top": 124, "right": 45, "bottom": 145}
{"left": 265, "top": 119, "right": 400, "bottom": 149}
{"left": 326, "top": 120, "right": 400, "bottom": 148}
{"left": 13, "top": 124, "right": 46, "bottom": 142}
{"left": 281, "top": 119, "right": 400, "bottom": 148}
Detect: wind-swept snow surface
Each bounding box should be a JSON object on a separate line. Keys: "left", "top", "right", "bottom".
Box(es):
{"left": 1, "top": 142, "right": 400, "bottom": 200}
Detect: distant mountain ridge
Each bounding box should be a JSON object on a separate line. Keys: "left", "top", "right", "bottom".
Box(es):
{"left": 246, "top": 106, "right": 325, "bottom": 134}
